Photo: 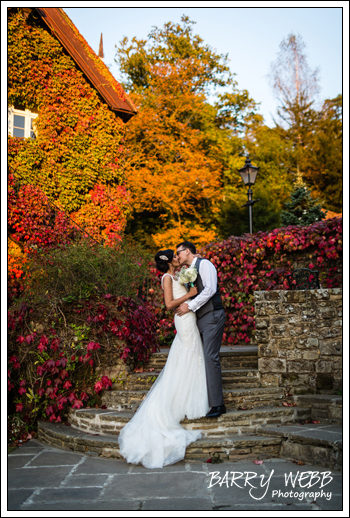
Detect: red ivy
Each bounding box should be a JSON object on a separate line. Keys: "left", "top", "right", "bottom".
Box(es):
{"left": 203, "top": 218, "right": 342, "bottom": 344}
{"left": 146, "top": 218, "right": 342, "bottom": 345}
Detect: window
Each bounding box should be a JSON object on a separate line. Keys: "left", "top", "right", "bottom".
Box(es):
{"left": 8, "top": 107, "right": 38, "bottom": 139}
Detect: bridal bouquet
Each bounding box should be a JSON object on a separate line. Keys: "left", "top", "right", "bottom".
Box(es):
{"left": 177, "top": 266, "right": 198, "bottom": 288}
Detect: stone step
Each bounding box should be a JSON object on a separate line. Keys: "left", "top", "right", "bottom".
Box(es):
{"left": 146, "top": 358, "right": 259, "bottom": 370}
{"left": 68, "top": 405, "right": 311, "bottom": 438}
{"left": 222, "top": 368, "right": 259, "bottom": 379}
{"left": 186, "top": 435, "right": 282, "bottom": 461}
{"left": 183, "top": 406, "right": 309, "bottom": 436}
{"left": 101, "top": 386, "right": 285, "bottom": 412}
{"left": 255, "top": 424, "right": 342, "bottom": 470}
{"left": 114, "top": 368, "right": 260, "bottom": 391}
{"left": 221, "top": 358, "right": 258, "bottom": 369}
{"left": 115, "top": 381, "right": 261, "bottom": 391}
{"left": 291, "top": 394, "right": 342, "bottom": 424}
{"left": 38, "top": 420, "right": 283, "bottom": 461}
{"left": 146, "top": 346, "right": 258, "bottom": 370}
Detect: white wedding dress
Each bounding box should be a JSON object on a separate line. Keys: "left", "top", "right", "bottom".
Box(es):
{"left": 118, "top": 273, "right": 209, "bottom": 468}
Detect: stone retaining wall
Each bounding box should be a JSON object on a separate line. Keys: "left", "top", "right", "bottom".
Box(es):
{"left": 254, "top": 288, "right": 342, "bottom": 394}
{"left": 293, "top": 395, "right": 342, "bottom": 424}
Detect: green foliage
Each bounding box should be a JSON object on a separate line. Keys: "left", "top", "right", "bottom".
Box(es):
{"left": 268, "top": 33, "right": 342, "bottom": 214}
{"left": 280, "top": 183, "right": 326, "bottom": 227}
{"left": 23, "top": 238, "right": 152, "bottom": 305}
{"left": 219, "top": 123, "right": 295, "bottom": 236}
{"left": 302, "top": 95, "right": 342, "bottom": 212}
{"left": 117, "top": 15, "right": 232, "bottom": 94}
{"left": 8, "top": 415, "right": 35, "bottom": 449}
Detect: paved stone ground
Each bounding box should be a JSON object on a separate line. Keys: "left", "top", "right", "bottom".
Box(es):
{"left": 7, "top": 439, "right": 343, "bottom": 511}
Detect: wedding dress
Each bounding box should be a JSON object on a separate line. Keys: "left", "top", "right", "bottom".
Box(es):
{"left": 118, "top": 273, "right": 209, "bottom": 468}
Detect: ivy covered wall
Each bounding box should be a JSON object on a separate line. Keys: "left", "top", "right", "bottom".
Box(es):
{"left": 8, "top": 9, "right": 127, "bottom": 214}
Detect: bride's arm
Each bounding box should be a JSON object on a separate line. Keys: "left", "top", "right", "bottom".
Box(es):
{"left": 163, "top": 276, "right": 198, "bottom": 310}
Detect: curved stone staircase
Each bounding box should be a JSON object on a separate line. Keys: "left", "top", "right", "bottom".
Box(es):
{"left": 38, "top": 346, "right": 342, "bottom": 468}
{"left": 38, "top": 345, "right": 342, "bottom": 468}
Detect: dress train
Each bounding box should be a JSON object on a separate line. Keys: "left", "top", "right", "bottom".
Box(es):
{"left": 118, "top": 274, "right": 209, "bottom": 468}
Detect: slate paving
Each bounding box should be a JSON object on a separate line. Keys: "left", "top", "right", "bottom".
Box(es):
{"left": 7, "top": 439, "right": 343, "bottom": 511}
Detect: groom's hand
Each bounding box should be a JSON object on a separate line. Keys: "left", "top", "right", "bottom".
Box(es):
{"left": 176, "top": 303, "right": 191, "bottom": 317}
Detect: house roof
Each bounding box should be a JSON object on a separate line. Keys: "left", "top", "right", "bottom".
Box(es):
{"left": 22, "top": 8, "right": 137, "bottom": 122}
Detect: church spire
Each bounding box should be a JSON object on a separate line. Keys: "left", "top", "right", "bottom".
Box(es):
{"left": 98, "top": 33, "right": 104, "bottom": 60}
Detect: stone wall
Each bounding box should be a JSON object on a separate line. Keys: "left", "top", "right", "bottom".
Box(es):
{"left": 254, "top": 288, "right": 342, "bottom": 394}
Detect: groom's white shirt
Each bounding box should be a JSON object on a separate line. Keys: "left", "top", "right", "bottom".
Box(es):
{"left": 185, "top": 257, "right": 218, "bottom": 312}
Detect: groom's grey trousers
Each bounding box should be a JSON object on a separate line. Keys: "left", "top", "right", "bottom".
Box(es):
{"left": 196, "top": 308, "right": 226, "bottom": 407}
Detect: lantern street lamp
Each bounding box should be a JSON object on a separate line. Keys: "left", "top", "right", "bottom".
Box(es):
{"left": 238, "top": 156, "right": 259, "bottom": 234}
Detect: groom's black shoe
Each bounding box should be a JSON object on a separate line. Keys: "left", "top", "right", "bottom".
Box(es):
{"left": 206, "top": 405, "right": 226, "bottom": 418}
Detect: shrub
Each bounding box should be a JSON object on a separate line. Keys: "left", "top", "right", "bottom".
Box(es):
{"left": 8, "top": 172, "right": 135, "bottom": 304}
{"left": 8, "top": 293, "right": 158, "bottom": 432}
{"left": 8, "top": 231, "right": 157, "bottom": 434}
{"left": 147, "top": 218, "right": 342, "bottom": 345}
{"left": 8, "top": 305, "right": 100, "bottom": 429}
{"left": 23, "top": 238, "right": 152, "bottom": 305}
{"left": 8, "top": 239, "right": 28, "bottom": 303}
{"left": 204, "top": 217, "right": 342, "bottom": 344}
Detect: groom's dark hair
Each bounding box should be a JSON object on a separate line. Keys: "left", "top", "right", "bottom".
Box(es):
{"left": 177, "top": 241, "right": 196, "bottom": 254}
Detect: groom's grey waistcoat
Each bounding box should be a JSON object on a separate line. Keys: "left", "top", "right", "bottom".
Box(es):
{"left": 194, "top": 258, "right": 224, "bottom": 319}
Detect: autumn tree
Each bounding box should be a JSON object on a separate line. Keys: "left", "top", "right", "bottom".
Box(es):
{"left": 302, "top": 95, "right": 342, "bottom": 212}
{"left": 268, "top": 33, "right": 320, "bottom": 179}
{"left": 115, "top": 16, "right": 259, "bottom": 249}
{"left": 221, "top": 121, "right": 295, "bottom": 236}
{"left": 269, "top": 33, "right": 320, "bottom": 125}
{"left": 268, "top": 33, "right": 342, "bottom": 215}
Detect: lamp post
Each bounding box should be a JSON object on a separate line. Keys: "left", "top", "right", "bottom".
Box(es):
{"left": 238, "top": 156, "right": 259, "bottom": 234}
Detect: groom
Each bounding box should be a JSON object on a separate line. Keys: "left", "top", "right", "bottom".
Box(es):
{"left": 175, "top": 241, "right": 226, "bottom": 418}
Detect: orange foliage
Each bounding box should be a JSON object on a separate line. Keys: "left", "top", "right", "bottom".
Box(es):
{"left": 8, "top": 239, "right": 28, "bottom": 300}
{"left": 152, "top": 222, "right": 217, "bottom": 251}
{"left": 124, "top": 62, "right": 223, "bottom": 249}
{"left": 71, "top": 185, "right": 131, "bottom": 246}
{"left": 8, "top": 239, "right": 27, "bottom": 281}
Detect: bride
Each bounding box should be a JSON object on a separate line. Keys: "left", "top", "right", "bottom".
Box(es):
{"left": 118, "top": 248, "right": 209, "bottom": 469}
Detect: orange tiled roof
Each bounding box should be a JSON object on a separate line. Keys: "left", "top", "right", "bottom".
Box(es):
{"left": 34, "top": 8, "right": 137, "bottom": 122}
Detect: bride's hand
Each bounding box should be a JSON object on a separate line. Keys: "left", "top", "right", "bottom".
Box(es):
{"left": 188, "top": 286, "right": 198, "bottom": 297}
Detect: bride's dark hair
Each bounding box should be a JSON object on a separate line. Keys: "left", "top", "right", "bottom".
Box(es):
{"left": 155, "top": 249, "right": 174, "bottom": 273}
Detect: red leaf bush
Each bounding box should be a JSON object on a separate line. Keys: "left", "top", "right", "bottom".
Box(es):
{"left": 8, "top": 294, "right": 157, "bottom": 431}
{"left": 8, "top": 172, "right": 79, "bottom": 304}
{"left": 8, "top": 173, "right": 77, "bottom": 251}
{"left": 147, "top": 218, "right": 342, "bottom": 345}
{"left": 205, "top": 218, "right": 342, "bottom": 344}
{"left": 7, "top": 201, "right": 156, "bottom": 437}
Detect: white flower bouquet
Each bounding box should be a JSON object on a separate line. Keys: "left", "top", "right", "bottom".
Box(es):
{"left": 177, "top": 266, "right": 198, "bottom": 288}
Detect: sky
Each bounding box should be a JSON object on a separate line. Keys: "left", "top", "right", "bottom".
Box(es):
{"left": 65, "top": 5, "right": 343, "bottom": 127}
